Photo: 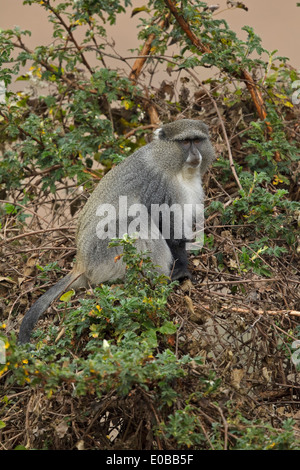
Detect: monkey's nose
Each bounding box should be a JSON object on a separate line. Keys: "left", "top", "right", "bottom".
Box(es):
{"left": 186, "top": 151, "right": 202, "bottom": 167}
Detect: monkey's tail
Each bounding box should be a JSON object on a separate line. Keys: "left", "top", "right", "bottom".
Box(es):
{"left": 19, "top": 271, "right": 84, "bottom": 344}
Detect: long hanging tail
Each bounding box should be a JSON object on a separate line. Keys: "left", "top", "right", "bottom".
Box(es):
{"left": 19, "top": 272, "right": 82, "bottom": 344}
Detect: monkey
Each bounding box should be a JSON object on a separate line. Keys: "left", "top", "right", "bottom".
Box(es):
{"left": 18, "top": 119, "right": 216, "bottom": 343}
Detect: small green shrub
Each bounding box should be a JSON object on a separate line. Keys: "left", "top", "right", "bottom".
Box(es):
{"left": 2, "top": 237, "right": 199, "bottom": 401}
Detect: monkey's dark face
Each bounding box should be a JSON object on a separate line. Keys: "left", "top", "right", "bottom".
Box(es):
{"left": 177, "top": 138, "right": 203, "bottom": 169}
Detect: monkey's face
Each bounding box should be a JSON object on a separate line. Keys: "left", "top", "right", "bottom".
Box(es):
{"left": 154, "top": 119, "right": 216, "bottom": 175}
{"left": 177, "top": 138, "right": 203, "bottom": 169}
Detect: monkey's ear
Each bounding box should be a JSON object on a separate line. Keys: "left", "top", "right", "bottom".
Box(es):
{"left": 153, "top": 127, "right": 166, "bottom": 140}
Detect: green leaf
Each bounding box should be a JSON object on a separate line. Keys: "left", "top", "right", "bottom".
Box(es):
{"left": 59, "top": 290, "right": 75, "bottom": 302}
{"left": 131, "top": 6, "right": 150, "bottom": 17}
{"left": 158, "top": 321, "right": 177, "bottom": 335}
{"left": 142, "top": 328, "right": 158, "bottom": 348}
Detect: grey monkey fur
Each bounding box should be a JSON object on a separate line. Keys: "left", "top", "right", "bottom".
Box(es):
{"left": 19, "top": 119, "right": 216, "bottom": 343}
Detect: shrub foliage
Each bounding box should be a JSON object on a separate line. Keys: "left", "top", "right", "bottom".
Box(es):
{"left": 0, "top": 0, "right": 299, "bottom": 450}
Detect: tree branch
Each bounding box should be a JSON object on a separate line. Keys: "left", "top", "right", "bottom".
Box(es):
{"left": 129, "top": 14, "right": 170, "bottom": 125}
{"left": 43, "top": 0, "right": 93, "bottom": 75}
{"left": 129, "top": 14, "right": 171, "bottom": 83}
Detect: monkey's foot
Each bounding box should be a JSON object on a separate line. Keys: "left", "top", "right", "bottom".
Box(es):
{"left": 171, "top": 268, "right": 194, "bottom": 282}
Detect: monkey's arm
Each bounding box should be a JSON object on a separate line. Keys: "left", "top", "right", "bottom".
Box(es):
{"left": 19, "top": 272, "right": 80, "bottom": 344}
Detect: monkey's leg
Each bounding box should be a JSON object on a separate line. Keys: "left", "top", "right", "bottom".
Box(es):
{"left": 167, "top": 239, "right": 193, "bottom": 281}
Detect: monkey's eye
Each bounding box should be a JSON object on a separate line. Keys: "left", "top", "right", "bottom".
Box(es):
{"left": 193, "top": 138, "right": 204, "bottom": 144}
{"left": 180, "top": 140, "right": 191, "bottom": 146}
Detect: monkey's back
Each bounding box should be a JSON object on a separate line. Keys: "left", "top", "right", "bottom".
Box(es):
{"left": 76, "top": 144, "right": 153, "bottom": 237}
{"left": 74, "top": 142, "right": 166, "bottom": 277}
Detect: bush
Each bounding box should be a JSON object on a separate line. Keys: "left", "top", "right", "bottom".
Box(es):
{"left": 0, "top": 0, "right": 299, "bottom": 450}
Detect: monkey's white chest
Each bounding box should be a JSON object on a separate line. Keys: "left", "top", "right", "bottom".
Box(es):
{"left": 176, "top": 170, "right": 204, "bottom": 205}
{"left": 175, "top": 169, "right": 204, "bottom": 243}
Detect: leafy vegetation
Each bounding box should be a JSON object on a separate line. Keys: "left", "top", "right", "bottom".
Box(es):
{"left": 0, "top": 0, "right": 299, "bottom": 450}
